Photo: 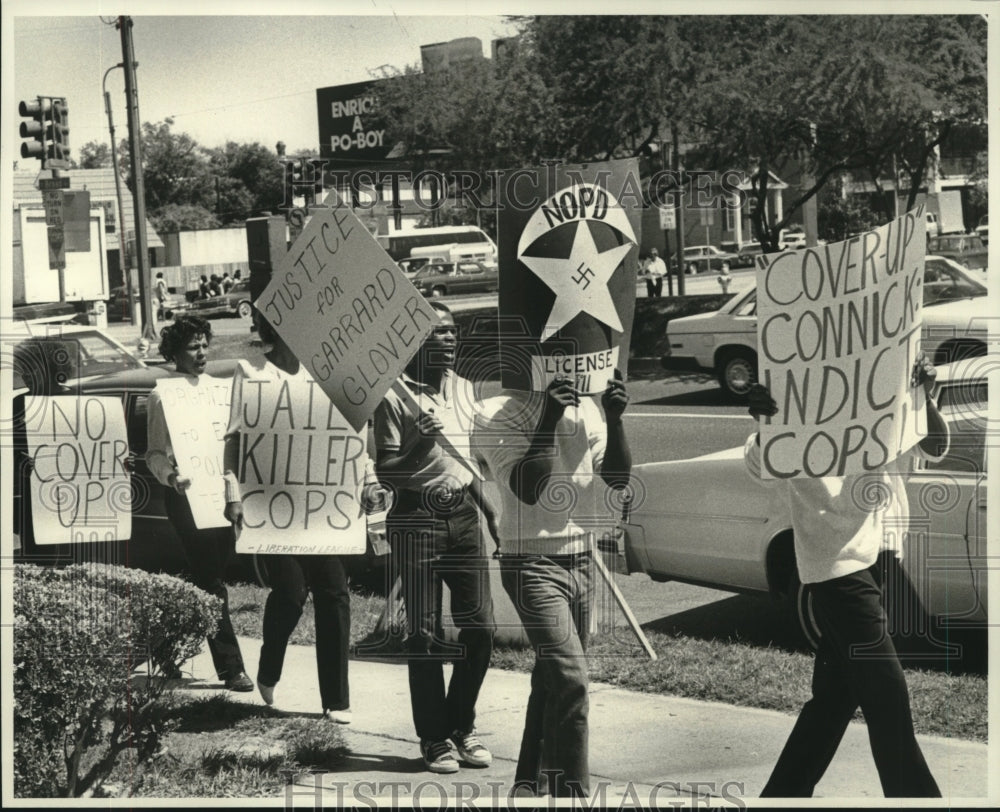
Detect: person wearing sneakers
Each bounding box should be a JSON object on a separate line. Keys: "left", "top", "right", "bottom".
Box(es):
{"left": 374, "top": 301, "right": 498, "bottom": 774}
{"left": 472, "top": 373, "right": 631, "bottom": 798}
{"left": 146, "top": 315, "right": 254, "bottom": 692}
{"left": 223, "top": 310, "right": 384, "bottom": 723}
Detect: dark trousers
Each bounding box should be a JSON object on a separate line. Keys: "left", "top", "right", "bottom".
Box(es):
{"left": 761, "top": 559, "right": 940, "bottom": 798}
{"left": 645, "top": 276, "right": 663, "bottom": 298}
{"left": 387, "top": 492, "right": 495, "bottom": 742}
{"left": 164, "top": 489, "right": 245, "bottom": 680}
{"left": 258, "top": 554, "right": 351, "bottom": 711}
{"left": 500, "top": 552, "right": 593, "bottom": 798}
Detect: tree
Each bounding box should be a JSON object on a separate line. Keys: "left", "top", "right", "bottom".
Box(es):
{"left": 206, "top": 141, "right": 286, "bottom": 224}
{"left": 77, "top": 141, "right": 112, "bottom": 169}
{"left": 120, "top": 118, "right": 215, "bottom": 214}
{"left": 149, "top": 203, "right": 220, "bottom": 233}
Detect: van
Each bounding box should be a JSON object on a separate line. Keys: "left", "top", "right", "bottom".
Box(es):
{"left": 409, "top": 241, "right": 497, "bottom": 264}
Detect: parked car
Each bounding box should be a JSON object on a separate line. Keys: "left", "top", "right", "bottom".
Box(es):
{"left": 662, "top": 256, "right": 989, "bottom": 399}
{"left": 974, "top": 214, "right": 988, "bottom": 246}
{"left": 672, "top": 245, "right": 738, "bottom": 275}
{"left": 106, "top": 285, "right": 188, "bottom": 322}
{"left": 622, "top": 358, "right": 988, "bottom": 640}
{"left": 398, "top": 257, "right": 433, "bottom": 276}
{"left": 779, "top": 227, "right": 807, "bottom": 249}
{"left": 188, "top": 278, "right": 254, "bottom": 319}
{"left": 720, "top": 240, "right": 763, "bottom": 269}
{"left": 412, "top": 260, "right": 499, "bottom": 297}
{"left": 927, "top": 233, "right": 988, "bottom": 270}
{"left": 8, "top": 326, "right": 387, "bottom": 583}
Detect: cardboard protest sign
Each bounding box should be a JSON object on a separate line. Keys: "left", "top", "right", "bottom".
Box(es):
{"left": 497, "top": 160, "right": 642, "bottom": 393}
{"left": 255, "top": 191, "right": 438, "bottom": 431}
{"left": 154, "top": 376, "right": 231, "bottom": 529}
{"left": 755, "top": 207, "right": 927, "bottom": 479}
{"left": 233, "top": 366, "right": 367, "bottom": 555}
{"left": 23, "top": 396, "right": 131, "bottom": 544}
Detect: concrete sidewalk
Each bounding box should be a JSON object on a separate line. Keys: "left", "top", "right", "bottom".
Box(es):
{"left": 177, "top": 634, "right": 989, "bottom": 805}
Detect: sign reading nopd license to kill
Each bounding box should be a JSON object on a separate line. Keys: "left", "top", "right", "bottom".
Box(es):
{"left": 154, "top": 376, "right": 232, "bottom": 529}
{"left": 255, "top": 191, "right": 438, "bottom": 431}
{"left": 755, "top": 207, "right": 927, "bottom": 479}
{"left": 24, "top": 396, "right": 132, "bottom": 544}
{"left": 497, "top": 160, "right": 641, "bottom": 394}
{"left": 232, "top": 360, "right": 368, "bottom": 556}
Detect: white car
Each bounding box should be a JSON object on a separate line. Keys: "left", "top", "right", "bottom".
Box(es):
{"left": 662, "top": 256, "right": 990, "bottom": 399}
{"left": 678, "top": 245, "right": 737, "bottom": 275}
{"left": 974, "top": 214, "right": 988, "bottom": 247}
{"left": 622, "top": 358, "right": 989, "bottom": 639}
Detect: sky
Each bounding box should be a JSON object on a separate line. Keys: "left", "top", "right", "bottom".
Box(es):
{"left": 6, "top": 1, "right": 523, "bottom": 158}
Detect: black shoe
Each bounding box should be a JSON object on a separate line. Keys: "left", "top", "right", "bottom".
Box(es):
{"left": 225, "top": 672, "right": 254, "bottom": 692}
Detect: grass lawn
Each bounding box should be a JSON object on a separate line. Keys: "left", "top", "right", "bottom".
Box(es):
{"left": 225, "top": 582, "right": 988, "bottom": 744}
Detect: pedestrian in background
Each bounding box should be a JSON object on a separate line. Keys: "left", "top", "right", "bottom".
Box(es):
{"left": 645, "top": 247, "right": 666, "bottom": 298}
{"left": 717, "top": 266, "right": 732, "bottom": 294}
{"left": 473, "top": 372, "right": 631, "bottom": 798}
{"left": 374, "top": 301, "right": 498, "bottom": 775}
{"left": 146, "top": 314, "right": 253, "bottom": 692}
{"left": 747, "top": 353, "right": 948, "bottom": 798}
{"left": 223, "top": 310, "right": 384, "bottom": 722}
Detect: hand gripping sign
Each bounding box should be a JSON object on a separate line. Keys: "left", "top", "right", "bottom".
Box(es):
{"left": 754, "top": 207, "right": 928, "bottom": 479}
{"left": 497, "top": 160, "right": 642, "bottom": 393}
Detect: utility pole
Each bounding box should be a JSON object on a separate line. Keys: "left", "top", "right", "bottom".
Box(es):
{"left": 118, "top": 15, "right": 156, "bottom": 344}
{"left": 103, "top": 64, "right": 134, "bottom": 322}
{"left": 672, "top": 127, "right": 686, "bottom": 296}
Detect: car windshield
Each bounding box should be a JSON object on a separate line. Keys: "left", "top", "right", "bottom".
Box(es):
{"left": 923, "top": 258, "right": 987, "bottom": 305}
{"left": 13, "top": 332, "right": 145, "bottom": 392}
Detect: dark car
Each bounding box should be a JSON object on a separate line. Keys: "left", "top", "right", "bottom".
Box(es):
{"left": 927, "top": 234, "right": 988, "bottom": 270}
{"left": 720, "top": 240, "right": 763, "bottom": 269}
{"left": 188, "top": 279, "right": 254, "bottom": 319}
{"left": 9, "top": 326, "right": 386, "bottom": 585}
{"left": 412, "top": 261, "right": 499, "bottom": 297}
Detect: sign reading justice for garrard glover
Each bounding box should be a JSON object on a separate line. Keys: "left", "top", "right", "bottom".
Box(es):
{"left": 497, "top": 160, "right": 641, "bottom": 393}
{"left": 233, "top": 360, "right": 368, "bottom": 555}
{"left": 255, "top": 191, "right": 438, "bottom": 432}
{"left": 755, "top": 207, "right": 927, "bottom": 479}
{"left": 24, "top": 396, "right": 132, "bottom": 544}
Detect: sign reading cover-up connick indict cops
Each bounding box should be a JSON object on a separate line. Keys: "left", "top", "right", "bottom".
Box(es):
{"left": 754, "top": 206, "right": 928, "bottom": 479}
{"left": 155, "top": 376, "right": 232, "bottom": 529}
{"left": 23, "top": 396, "right": 132, "bottom": 544}
{"left": 254, "top": 190, "right": 438, "bottom": 431}
{"left": 497, "top": 160, "right": 642, "bottom": 394}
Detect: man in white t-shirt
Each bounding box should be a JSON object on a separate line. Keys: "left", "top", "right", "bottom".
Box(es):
{"left": 746, "top": 353, "right": 948, "bottom": 798}
{"left": 473, "top": 374, "right": 631, "bottom": 798}
{"left": 644, "top": 247, "right": 667, "bottom": 298}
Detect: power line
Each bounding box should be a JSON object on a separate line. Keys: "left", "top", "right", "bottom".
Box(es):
{"left": 166, "top": 88, "right": 317, "bottom": 120}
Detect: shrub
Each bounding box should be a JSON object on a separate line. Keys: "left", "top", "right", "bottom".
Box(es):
{"left": 13, "top": 563, "right": 221, "bottom": 797}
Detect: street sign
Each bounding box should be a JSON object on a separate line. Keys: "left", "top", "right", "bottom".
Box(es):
{"left": 47, "top": 225, "right": 66, "bottom": 269}
{"left": 42, "top": 189, "right": 64, "bottom": 227}
{"left": 38, "top": 176, "right": 71, "bottom": 190}
{"left": 63, "top": 189, "right": 91, "bottom": 252}
{"left": 658, "top": 205, "right": 676, "bottom": 230}
{"left": 699, "top": 207, "right": 715, "bottom": 226}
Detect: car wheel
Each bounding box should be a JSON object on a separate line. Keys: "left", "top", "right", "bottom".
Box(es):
{"left": 252, "top": 553, "right": 270, "bottom": 588}
{"left": 717, "top": 349, "right": 758, "bottom": 400}
{"left": 431, "top": 286, "right": 446, "bottom": 298}
{"left": 788, "top": 568, "right": 821, "bottom": 651}
{"left": 237, "top": 301, "right": 253, "bottom": 320}
{"left": 933, "top": 339, "right": 986, "bottom": 365}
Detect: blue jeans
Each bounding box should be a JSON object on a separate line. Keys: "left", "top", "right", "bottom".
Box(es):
{"left": 500, "top": 552, "right": 593, "bottom": 798}
{"left": 387, "top": 492, "right": 495, "bottom": 742}
{"left": 761, "top": 558, "right": 940, "bottom": 798}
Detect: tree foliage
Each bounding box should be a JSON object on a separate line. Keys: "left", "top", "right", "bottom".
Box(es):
{"left": 77, "top": 141, "right": 113, "bottom": 169}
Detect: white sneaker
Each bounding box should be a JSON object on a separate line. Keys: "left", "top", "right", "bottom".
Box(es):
{"left": 325, "top": 708, "right": 352, "bottom": 724}
{"left": 451, "top": 729, "right": 492, "bottom": 767}
{"left": 257, "top": 680, "right": 275, "bottom": 706}
{"left": 420, "top": 739, "right": 459, "bottom": 774}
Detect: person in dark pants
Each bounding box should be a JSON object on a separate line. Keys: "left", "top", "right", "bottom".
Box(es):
{"left": 374, "top": 301, "right": 498, "bottom": 774}
{"left": 145, "top": 315, "right": 252, "bottom": 691}
{"left": 746, "top": 352, "right": 948, "bottom": 798}
{"left": 472, "top": 373, "right": 631, "bottom": 798}
{"left": 644, "top": 247, "right": 666, "bottom": 298}
{"left": 222, "top": 312, "right": 383, "bottom": 722}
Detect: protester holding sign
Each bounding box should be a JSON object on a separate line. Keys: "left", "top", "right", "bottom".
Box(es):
{"left": 745, "top": 352, "right": 948, "bottom": 798}
{"left": 374, "top": 301, "right": 499, "bottom": 775}
{"left": 223, "top": 312, "right": 384, "bottom": 722}
{"left": 146, "top": 315, "right": 253, "bottom": 691}
{"left": 472, "top": 373, "right": 631, "bottom": 798}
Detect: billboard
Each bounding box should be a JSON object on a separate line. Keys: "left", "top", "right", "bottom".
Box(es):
{"left": 316, "top": 80, "right": 392, "bottom": 170}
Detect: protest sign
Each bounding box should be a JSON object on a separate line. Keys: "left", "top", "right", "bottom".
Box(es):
{"left": 255, "top": 191, "right": 438, "bottom": 431}
{"left": 23, "top": 396, "right": 131, "bottom": 544}
{"left": 154, "top": 376, "right": 231, "bottom": 529}
{"left": 497, "top": 159, "right": 642, "bottom": 393}
{"left": 233, "top": 364, "right": 367, "bottom": 555}
{"left": 755, "top": 207, "right": 927, "bottom": 479}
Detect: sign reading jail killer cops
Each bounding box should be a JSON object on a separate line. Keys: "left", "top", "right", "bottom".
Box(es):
{"left": 256, "top": 191, "right": 438, "bottom": 431}
{"left": 755, "top": 207, "right": 927, "bottom": 479}
{"left": 497, "top": 160, "right": 641, "bottom": 393}
{"left": 233, "top": 364, "right": 368, "bottom": 555}
{"left": 154, "top": 376, "right": 232, "bottom": 529}
{"left": 23, "top": 396, "right": 131, "bottom": 544}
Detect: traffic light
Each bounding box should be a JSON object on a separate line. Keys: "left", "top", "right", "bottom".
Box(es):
{"left": 48, "top": 98, "right": 70, "bottom": 168}
{"left": 19, "top": 97, "right": 51, "bottom": 164}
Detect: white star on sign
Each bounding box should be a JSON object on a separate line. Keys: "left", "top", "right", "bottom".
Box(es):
{"left": 519, "top": 221, "right": 631, "bottom": 341}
